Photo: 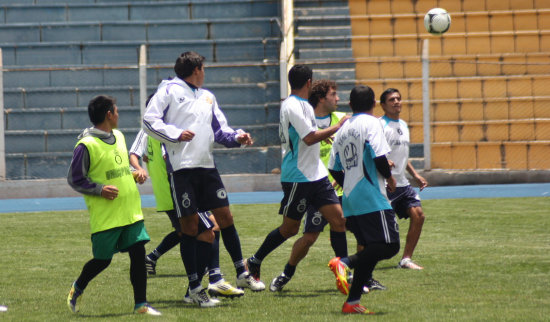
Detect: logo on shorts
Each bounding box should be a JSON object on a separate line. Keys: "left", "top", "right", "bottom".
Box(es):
{"left": 312, "top": 212, "right": 323, "bottom": 225}
{"left": 216, "top": 189, "right": 227, "bottom": 200}
{"left": 181, "top": 193, "right": 191, "bottom": 208}
{"left": 297, "top": 198, "right": 307, "bottom": 213}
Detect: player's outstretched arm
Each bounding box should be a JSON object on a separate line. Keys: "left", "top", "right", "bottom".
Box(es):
{"left": 406, "top": 161, "right": 428, "bottom": 191}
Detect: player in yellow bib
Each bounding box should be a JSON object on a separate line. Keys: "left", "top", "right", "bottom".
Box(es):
{"left": 66, "top": 95, "right": 160, "bottom": 315}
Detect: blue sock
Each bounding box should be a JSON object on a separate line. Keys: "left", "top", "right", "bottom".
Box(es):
{"left": 148, "top": 230, "right": 179, "bottom": 261}
{"left": 180, "top": 234, "right": 200, "bottom": 290}
{"left": 254, "top": 228, "right": 287, "bottom": 261}
{"left": 220, "top": 225, "right": 246, "bottom": 276}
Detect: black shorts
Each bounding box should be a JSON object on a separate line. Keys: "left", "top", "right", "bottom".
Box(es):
{"left": 169, "top": 168, "right": 229, "bottom": 218}
{"left": 302, "top": 195, "right": 342, "bottom": 233}
{"left": 387, "top": 185, "right": 422, "bottom": 219}
{"left": 279, "top": 177, "right": 340, "bottom": 221}
{"left": 346, "top": 209, "right": 400, "bottom": 245}
{"left": 166, "top": 209, "right": 213, "bottom": 234}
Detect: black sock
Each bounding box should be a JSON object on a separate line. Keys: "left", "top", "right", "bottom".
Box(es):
{"left": 330, "top": 230, "right": 348, "bottom": 258}
{"left": 128, "top": 243, "right": 147, "bottom": 305}
{"left": 180, "top": 233, "right": 200, "bottom": 290}
{"left": 254, "top": 228, "right": 287, "bottom": 261}
{"left": 209, "top": 231, "right": 223, "bottom": 283}
{"left": 220, "top": 225, "right": 246, "bottom": 276}
{"left": 148, "top": 230, "right": 180, "bottom": 261}
{"left": 75, "top": 258, "right": 111, "bottom": 290}
{"left": 196, "top": 240, "right": 212, "bottom": 283}
{"left": 283, "top": 263, "right": 296, "bottom": 278}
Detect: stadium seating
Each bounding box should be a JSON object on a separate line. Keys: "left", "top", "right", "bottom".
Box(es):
{"left": 1, "top": 0, "right": 281, "bottom": 179}
{"left": 344, "top": 0, "right": 550, "bottom": 170}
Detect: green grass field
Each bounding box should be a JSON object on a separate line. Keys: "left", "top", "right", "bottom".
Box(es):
{"left": 1, "top": 197, "right": 549, "bottom": 321}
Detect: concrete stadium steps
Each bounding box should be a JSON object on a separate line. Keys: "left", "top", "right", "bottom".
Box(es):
{"left": 293, "top": 0, "right": 357, "bottom": 102}
{"left": 0, "top": 38, "right": 280, "bottom": 66}
{"left": 5, "top": 146, "right": 282, "bottom": 180}
{"left": 3, "top": 103, "right": 280, "bottom": 132}
{"left": 0, "top": 18, "right": 280, "bottom": 43}
{"left": 5, "top": 122, "right": 280, "bottom": 154}
{"left": 0, "top": 1, "right": 279, "bottom": 24}
{"left": 3, "top": 81, "right": 280, "bottom": 109}
{"left": 3, "top": 63, "right": 280, "bottom": 88}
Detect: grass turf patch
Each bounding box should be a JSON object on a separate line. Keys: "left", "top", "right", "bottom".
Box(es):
{"left": 0, "top": 197, "right": 549, "bottom": 321}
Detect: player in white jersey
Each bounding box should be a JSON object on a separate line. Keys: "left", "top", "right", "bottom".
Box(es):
{"left": 328, "top": 85, "right": 400, "bottom": 314}
{"left": 143, "top": 52, "right": 263, "bottom": 306}
{"left": 379, "top": 88, "right": 428, "bottom": 270}
{"left": 246, "top": 65, "right": 350, "bottom": 288}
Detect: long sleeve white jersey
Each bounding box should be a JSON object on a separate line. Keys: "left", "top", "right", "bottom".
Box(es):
{"left": 142, "top": 77, "right": 241, "bottom": 172}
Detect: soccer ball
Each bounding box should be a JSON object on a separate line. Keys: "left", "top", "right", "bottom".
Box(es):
{"left": 424, "top": 8, "right": 451, "bottom": 35}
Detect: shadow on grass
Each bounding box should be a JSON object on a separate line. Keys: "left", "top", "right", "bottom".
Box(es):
{"left": 152, "top": 299, "right": 232, "bottom": 309}
{"left": 271, "top": 287, "right": 340, "bottom": 298}
{"left": 148, "top": 274, "right": 187, "bottom": 278}
{"left": 79, "top": 312, "right": 130, "bottom": 318}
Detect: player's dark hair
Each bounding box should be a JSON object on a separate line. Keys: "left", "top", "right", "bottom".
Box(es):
{"left": 288, "top": 64, "right": 312, "bottom": 90}
{"left": 174, "top": 51, "right": 205, "bottom": 79}
{"left": 309, "top": 79, "right": 337, "bottom": 108}
{"left": 88, "top": 95, "right": 116, "bottom": 125}
{"left": 349, "top": 85, "right": 375, "bottom": 113}
{"left": 380, "top": 88, "right": 401, "bottom": 104}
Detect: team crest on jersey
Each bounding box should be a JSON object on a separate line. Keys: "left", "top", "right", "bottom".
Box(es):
{"left": 344, "top": 143, "right": 358, "bottom": 170}
{"left": 114, "top": 151, "right": 123, "bottom": 165}
{"left": 312, "top": 212, "right": 323, "bottom": 225}
{"left": 178, "top": 97, "right": 185, "bottom": 103}
{"left": 297, "top": 198, "right": 307, "bottom": 213}
{"left": 397, "top": 128, "right": 403, "bottom": 135}
{"left": 216, "top": 188, "right": 227, "bottom": 200}
{"left": 203, "top": 96, "right": 213, "bottom": 105}
{"left": 181, "top": 193, "right": 191, "bottom": 208}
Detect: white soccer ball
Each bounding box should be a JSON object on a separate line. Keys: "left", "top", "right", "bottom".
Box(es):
{"left": 424, "top": 8, "right": 451, "bottom": 35}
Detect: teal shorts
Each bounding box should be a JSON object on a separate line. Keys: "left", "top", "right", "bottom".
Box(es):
{"left": 91, "top": 221, "right": 150, "bottom": 260}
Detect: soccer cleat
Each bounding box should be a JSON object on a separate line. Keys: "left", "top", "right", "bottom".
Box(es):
{"left": 145, "top": 256, "right": 157, "bottom": 275}
{"left": 236, "top": 272, "right": 266, "bottom": 291}
{"left": 67, "top": 282, "right": 83, "bottom": 313}
{"left": 365, "top": 278, "right": 386, "bottom": 291}
{"left": 134, "top": 303, "right": 162, "bottom": 316}
{"left": 246, "top": 258, "right": 262, "bottom": 281}
{"left": 398, "top": 258, "right": 424, "bottom": 270}
{"left": 328, "top": 257, "right": 350, "bottom": 295}
{"left": 342, "top": 302, "right": 375, "bottom": 315}
{"left": 269, "top": 273, "right": 291, "bottom": 292}
{"left": 189, "top": 286, "right": 220, "bottom": 307}
{"left": 207, "top": 279, "right": 244, "bottom": 298}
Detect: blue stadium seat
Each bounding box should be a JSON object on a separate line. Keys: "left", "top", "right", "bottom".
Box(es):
{"left": 41, "top": 23, "right": 101, "bottom": 42}
{"left": 0, "top": 24, "right": 40, "bottom": 42}
{"left": 4, "top": 108, "right": 62, "bottom": 131}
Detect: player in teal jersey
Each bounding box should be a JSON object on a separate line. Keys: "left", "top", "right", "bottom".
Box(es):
{"left": 269, "top": 79, "right": 348, "bottom": 292}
